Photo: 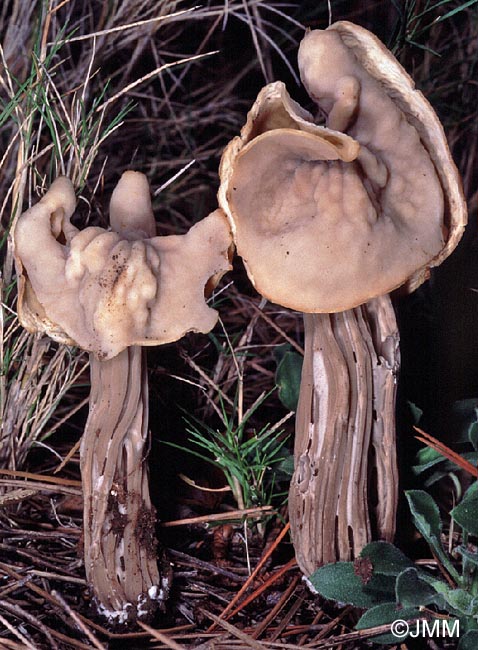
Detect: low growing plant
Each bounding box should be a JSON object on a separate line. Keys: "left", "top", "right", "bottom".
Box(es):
{"left": 166, "top": 391, "right": 291, "bottom": 512}
{"left": 309, "top": 479, "right": 478, "bottom": 648}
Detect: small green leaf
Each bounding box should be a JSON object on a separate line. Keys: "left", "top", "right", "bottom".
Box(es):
{"left": 418, "top": 571, "right": 454, "bottom": 599}
{"left": 274, "top": 453, "right": 294, "bottom": 478}
{"left": 459, "top": 630, "right": 478, "bottom": 650}
{"left": 356, "top": 603, "right": 421, "bottom": 644}
{"left": 469, "top": 423, "right": 478, "bottom": 451}
{"left": 359, "top": 541, "right": 413, "bottom": 576}
{"left": 450, "top": 398, "right": 478, "bottom": 446}
{"left": 445, "top": 589, "right": 477, "bottom": 616}
{"left": 408, "top": 401, "right": 423, "bottom": 425}
{"left": 405, "top": 490, "right": 442, "bottom": 541}
{"left": 451, "top": 482, "right": 478, "bottom": 535}
{"left": 405, "top": 490, "right": 462, "bottom": 583}
{"left": 396, "top": 567, "right": 442, "bottom": 608}
{"left": 308, "top": 562, "right": 396, "bottom": 608}
{"left": 418, "top": 454, "right": 478, "bottom": 487}
{"left": 412, "top": 446, "right": 446, "bottom": 474}
{"left": 274, "top": 346, "right": 303, "bottom": 411}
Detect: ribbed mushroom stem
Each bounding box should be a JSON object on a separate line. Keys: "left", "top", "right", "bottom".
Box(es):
{"left": 80, "top": 346, "right": 166, "bottom": 623}
{"left": 289, "top": 294, "right": 399, "bottom": 575}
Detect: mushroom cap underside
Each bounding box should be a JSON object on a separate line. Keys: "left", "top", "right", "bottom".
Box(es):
{"left": 14, "top": 176, "right": 233, "bottom": 360}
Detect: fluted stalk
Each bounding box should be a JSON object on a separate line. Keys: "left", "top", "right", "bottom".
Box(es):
{"left": 80, "top": 346, "right": 165, "bottom": 623}
{"left": 289, "top": 295, "right": 399, "bottom": 574}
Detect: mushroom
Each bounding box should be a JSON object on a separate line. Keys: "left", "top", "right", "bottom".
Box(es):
{"left": 218, "top": 22, "right": 466, "bottom": 574}
{"left": 13, "top": 171, "right": 232, "bottom": 622}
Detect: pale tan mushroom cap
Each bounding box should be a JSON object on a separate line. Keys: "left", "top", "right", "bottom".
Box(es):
{"left": 298, "top": 21, "right": 466, "bottom": 294}
{"left": 14, "top": 174, "right": 232, "bottom": 360}
{"left": 218, "top": 81, "right": 359, "bottom": 241}
{"left": 109, "top": 170, "right": 156, "bottom": 238}
{"left": 14, "top": 177, "right": 79, "bottom": 343}
{"left": 219, "top": 25, "right": 466, "bottom": 312}
{"left": 226, "top": 128, "right": 445, "bottom": 312}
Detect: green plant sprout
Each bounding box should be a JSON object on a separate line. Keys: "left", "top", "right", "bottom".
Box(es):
{"left": 167, "top": 390, "right": 290, "bottom": 513}
{"left": 166, "top": 300, "right": 299, "bottom": 520}
{"left": 390, "top": 0, "right": 478, "bottom": 54}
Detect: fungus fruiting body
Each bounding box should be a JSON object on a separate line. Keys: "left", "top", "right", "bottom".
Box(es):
{"left": 219, "top": 22, "right": 466, "bottom": 574}
{"left": 14, "top": 172, "right": 232, "bottom": 622}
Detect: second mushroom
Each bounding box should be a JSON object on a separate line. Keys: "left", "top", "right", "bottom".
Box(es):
{"left": 13, "top": 171, "right": 232, "bottom": 622}
{"left": 219, "top": 22, "right": 466, "bottom": 574}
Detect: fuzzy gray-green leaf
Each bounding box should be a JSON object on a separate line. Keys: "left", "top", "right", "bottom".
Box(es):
{"left": 308, "top": 562, "right": 396, "bottom": 608}
{"left": 359, "top": 541, "right": 413, "bottom": 576}
{"left": 405, "top": 490, "right": 442, "bottom": 542}
{"left": 451, "top": 482, "right": 478, "bottom": 535}
{"left": 274, "top": 346, "right": 302, "bottom": 411}
{"left": 356, "top": 603, "right": 421, "bottom": 644}
{"left": 396, "top": 567, "right": 444, "bottom": 608}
